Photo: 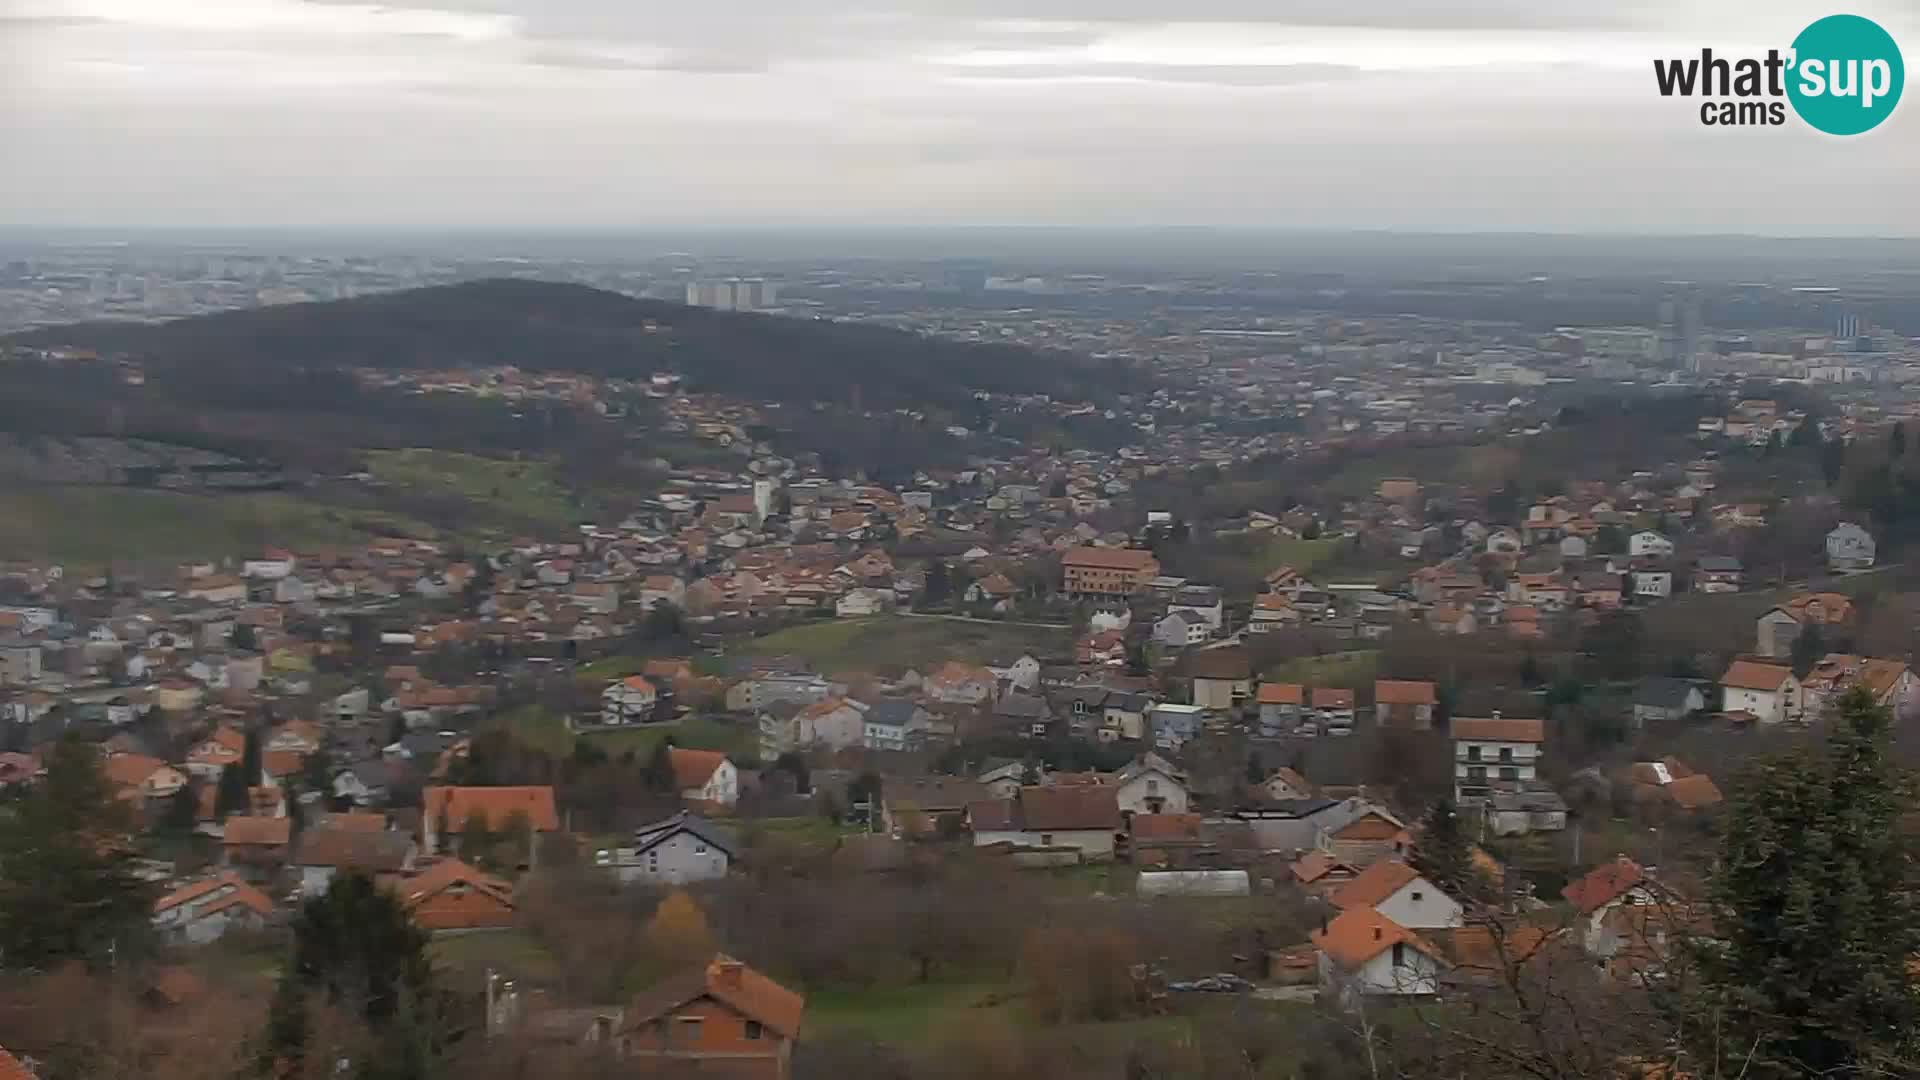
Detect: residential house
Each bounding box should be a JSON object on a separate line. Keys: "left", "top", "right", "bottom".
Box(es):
{"left": 863, "top": 700, "right": 933, "bottom": 751}
{"left": 1312, "top": 906, "right": 1447, "bottom": 998}
{"left": 1755, "top": 592, "right": 1855, "bottom": 660}
{"left": 604, "top": 812, "right": 737, "bottom": 886}
{"left": 0, "top": 639, "right": 42, "bottom": 687}
{"left": 1563, "top": 856, "right": 1660, "bottom": 958}
{"left": 1798, "top": 654, "right": 1918, "bottom": 720}
{"left": 1330, "top": 859, "right": 1464, "bottom": 930}
{"left": 1311, "top": 688, "right": 1357, "bottom": 736}
{"left": 1153, "top": 610, "right": 1209, "bottom": 648}
{"left": 836, "top": 587, "right": 894, "bottom": 617}
{"left": 104, "top": 754, "right": 188, "bottom": 802}
{"left": 1628, "top": 759, "right": 1724, "bottom": 813}
{"left": 1452, "top": 715, "right": 1544, "bottom": 801}
{"left": 1325, "top": 805, "right": 1413, "bottom": 867}
{"left": 1256, "top": 682, "right": 1305, "bottom": 736}
{"left": 725, "top": 672, "right": 835, "bottom": 713}
{"left": 761, "top": 696, "right": 866, "bottom": 756}
{"left": 1632, "top": 678, "right": 1706, "bottom": 728}
{"left": 1101, "top": 692, "right": 1152, "bottom": 743}
{"left": 1486, "top": 788, "right": 1569, "bottom": 836}
{"left": 152, "top": 874, "right": 275, "bottom": 945}
{"left": 1630, "top": 567, "right": 1673, "bottom": 600}
{"left": 1718, "top": 660, "right": 1799, "bottom": 724}
{"left": 221, "top": 815, "right": 292, "bottom": 879}
{"left": 1628, "top": 531, "right": 1674, "bottom": 558}
{"left": 1114, "top": 753, "right": 1189, "bottom": 816}
{"left": 1694, "top": 555, "right": 1744, "bottom": 593}
{"left": 1062, "top": 546, "right": 1161, "bottom": 596}
{"left": 1187, "top": 647, "right": 1252, "bottom": 710}
{"left": 1167, "top": 586, "right": 1224, "bottom": 635}
{"left": 880, "top": 777, "right": 990, "bottom": 839}
{"left": 968, "top": 785, "right": 1123, "bottom": 861}
{"left": 1147, "top": 703, "right": 1205, "bottom": 751}
{"left": 1261, "top": 767, "right": 1315, "bottom": 801}
{"left": 672, "top": 749, "right": 737, "bottom": 807}
{"left": 614, "top": 955, "right": 805, "bottom": 1080}
{"left": 422, "top": 786, "right": 561, "bottom": 855}
{"left": 1373, "top": 680, "right": 1436, "bottom": 731}
{"left": 399, "top": 858, "right": 517, "bottom": 933}
{"left": 184, "top": 726, "right": 246, "bottom": 781}
{"left": 293, "top": 828, "right": 418, "bottom": 898}
{"left": 601, "top": 676, "right": 662, "bottom": 726}
{"left": 1826, "top": 521, "right": 1877, "bottom": 571}
{"left": 924, "top": 661, "right": 997, "bottom": 705}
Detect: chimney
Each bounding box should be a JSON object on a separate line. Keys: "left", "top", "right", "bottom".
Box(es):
{"left": 714, "top": 960, "right": 745, "bottom": 990}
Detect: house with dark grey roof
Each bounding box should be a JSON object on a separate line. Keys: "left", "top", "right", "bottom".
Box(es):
{"left": 993, "top": 691, "right": 1055, "bottom": 740}
{"left": 862, "top": 699, "right": 933, "bottom": 752}
{"left": 1632, "top": 678, "right": 1706, "bottom": 728}
{"left": 600, "top": 811, "right": 737, "bottom": 886}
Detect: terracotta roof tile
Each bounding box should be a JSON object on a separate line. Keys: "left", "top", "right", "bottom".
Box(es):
{"left": 1719, "top": 660, "right": 1793, "bottom": 692}
{"left": 668, "top": 748, "right": 729, "bottom": 792}
{"left": 1330, "top": 858, "right": 1423, "bottom": 911}
{"left": 1451, "top": 717, "right": 1545, "bottom": 743}
{"left": 222, "top": 816, "right": 291, "bottom": 846}
{"left": 1562, "top": 857, "right": 1645, "bottom": 914}
{"left": 423, "top": 786, "right": 560, "bottom": 832}
{"left": 1374, "top": 680, "right": 1437, "bottom": 706}
{"left": 1311, "top": 907, "right": 1445, "bottom": 972}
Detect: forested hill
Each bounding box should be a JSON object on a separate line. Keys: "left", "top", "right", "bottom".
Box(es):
{"left": 9, "top": 278, "right": 1138, "bottom": 410}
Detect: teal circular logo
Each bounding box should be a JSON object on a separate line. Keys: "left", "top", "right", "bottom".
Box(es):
{"left": 1787, "top": 14, "right": 1903, "bottom": 135}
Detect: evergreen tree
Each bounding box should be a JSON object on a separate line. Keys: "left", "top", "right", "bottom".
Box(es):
{"left": 1789, "top": 623, "right": 1825, "bottom": 679}
{"left": 1823, "top": 437, "right": 1847, "bottom": 488}
{"left": 162, "top": 784, "right": 200, "bottom": 834}
{"left": 923, "top": 562, "right": 951, "bottom": 608}
{"left": 646, "top": 737, "right": 679, "bottom": 794}
{"left": 1519, "top": 651, "right": 1543, "bottom": 687}
{"left": 259, "top": 872, "right": 449, "bottom": 1078}
{"left": 231, "top": 621, "right": 259, "bottom": 652}
{"left": 0, "top": 736, "right": 155, "bottom": 969}
{"left": 1894, "top": 422, "right": 1908, "bottom": 458}
{"left": 215, "top": 762, "right": 250, "bottom": 820}
{"left": 1691, "top": 686, "right": 1920, "bottom": 1077}
{"left": 457, "top": 808, "right": 493, "bottom": 862}
{"left": 240, "top": 726, "right": 263, "bottom": 786}
{"left": 1408, "top": 798, "right": 1475, "bottom": 899}
{"left": 1244, "top": 752, "right": 1265, "bottom": 785}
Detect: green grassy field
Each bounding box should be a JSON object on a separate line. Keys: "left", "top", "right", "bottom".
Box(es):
{"left": 1262, "top": 649, "right": 1381, "bottom": 689}
{"left": 497, "top": 705, "right": 756, "bottom": 760}
{"left": 0, "top": 486, "right": 430, "bottom": 566}
{"left": 364, "top": 448, "right": 585, "bottom": 537}
{"left": 429, "top": 928, "right": 560, "bottom": 990}
{"left": 805, "top": 981, "right": 1012, "bottom": 1042}
{"left": 743, "top": 615, "right": 1071, "bottom": 672}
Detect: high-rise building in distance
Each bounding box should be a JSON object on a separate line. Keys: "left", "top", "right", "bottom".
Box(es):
{"left": 684, "top": 278, "right": 778, "bottom": 312}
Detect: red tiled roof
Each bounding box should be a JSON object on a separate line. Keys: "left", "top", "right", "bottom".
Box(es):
{"left": 669, "top": 748, "right": 729, "bottom": 792}
{"left": 1311, "top": 906, "right": 1445, "bottom": 972}
{"left": 424, "top": 786, "right": 560, "bottom": 832}
{"left": 621, "top": 955, "right": 806, "bottom": 1040}
{"left": 1374, "top": 680, "right": 1437, "bottom": 706}
{"left": 1130, "top": 813, "right": 1203, "bottom": 842}
{"left": 1720, "top": 660, "right": 1793, "bottom": 692}
{"left": 1330, "top": 858, "right": 1423, "bottom": 911}
{"left": 1451, "top": 717, "right": 1545, "bottom": 743}
{"left": 1062, "top": 546, "right": 1159, "bottom": 571}
{"left": 1256, "top": 682, "right": 1304, "bottom": 705}
{"left": 1562, "top": 857, "right": 1645, "bottom": 914}
{"left": 222, "top": 816, "right": 291, "bottom": 846}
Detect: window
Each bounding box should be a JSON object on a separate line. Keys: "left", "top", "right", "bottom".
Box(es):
{"left": 1467, "top": 766, "right": 1487, "bottom": 783}
{"left": 1467, "top": 745, "right": 1482, "bottom": 761}
{"left": 745, "top": 1021, "right": 763, "bottom": 1040}
{"left": 1392, "top": 942, "right": 1406, "bottom": 968}
{"left": 1497, "top": 746, "right": 1514, "bottom": 763}
{"left": 1147, "top": 779, "right": 1159, "bottom": 794}
{"left": 695, "top": 843, "right": 707, "bottom": 854}
{"left": 1499, "top": 767, "right": 1520, "bottom": 781}
{"left": 1040, "top": 833, "right": 1054, "bottom": 846}
{"left": 1410, "top": 891, "right": 1423, "bottom": 902}
{"left": 678, "top": 1017, "right": 702, "bottom": 1043}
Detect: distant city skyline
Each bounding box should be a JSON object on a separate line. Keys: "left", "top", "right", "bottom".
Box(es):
{"left": 4, "top": 0, "right": 1920, "bottom": 234}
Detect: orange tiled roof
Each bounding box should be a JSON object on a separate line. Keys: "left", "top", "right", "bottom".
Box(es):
{"left": 424, "top": 786, "right": 560, "bottom": 832}
{"left": 1563, "top": 857, "right": 1645, "bottom": 914}
{"left": 669, "top": 748, "right": 729, "bottom": 791}
{"left": 1311, "top": 906, "right": 1445, "bottom": 972}
{"left": 1256, "top": 682, "right": 1304, "bottom": 705}
{"left": 1374, "top": 680, "right": 1437, "bottom": 706}
{"left": 222, "top": 816, "right": 291, "bottom": 846}
{"left": 1330, "top": 858, "right": 1423, "bottom": 911}
{"left": 1720, "top": 660, "right": 1793, "bottom": 692}
{"left": 1451, "top": 717, "right": 1545, "bottom": 743}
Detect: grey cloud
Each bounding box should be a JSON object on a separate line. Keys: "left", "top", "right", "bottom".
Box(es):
{"left": 526, "top": 47, "right": 769, "bottom": 74}
{"left": 945, "top": 62, "right": 1364, "bottom": 87}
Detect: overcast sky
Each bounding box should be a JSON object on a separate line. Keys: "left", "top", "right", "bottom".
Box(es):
{"left": 3, "top": 0, "right": 1918, "bottom": 234}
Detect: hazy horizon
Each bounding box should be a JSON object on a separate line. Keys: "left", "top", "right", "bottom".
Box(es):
{"left": 5, "top": 1, "right": 1920, "bottom": 234}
